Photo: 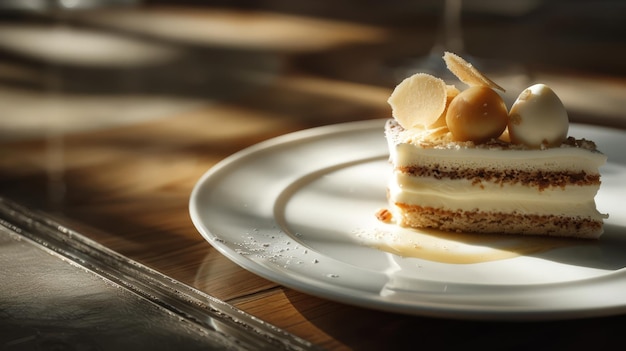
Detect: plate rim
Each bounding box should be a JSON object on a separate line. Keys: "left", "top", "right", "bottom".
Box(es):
{"left": 189, "top": 119, "right": 626, "bottom": 321}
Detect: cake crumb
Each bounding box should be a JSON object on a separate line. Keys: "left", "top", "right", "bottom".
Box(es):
{"left": 376, "top": 208, "right": 393, "bottom": 223}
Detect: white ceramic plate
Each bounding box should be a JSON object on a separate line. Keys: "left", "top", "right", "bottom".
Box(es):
{"left": 190, "top": 119, "right": 626, "bottom": 320}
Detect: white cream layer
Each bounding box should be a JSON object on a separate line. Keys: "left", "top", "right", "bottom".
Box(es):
{"left": 395, "top": 173, "right": 601, "bottom": 201}
{"left": 388, "top": 137, "right": 607, "bottom": 221}
{"left": 390, "top": 142, "right": 607, "bottom": 174}
{"left": 388, "top": 177, "right": 605, "bottom": 220}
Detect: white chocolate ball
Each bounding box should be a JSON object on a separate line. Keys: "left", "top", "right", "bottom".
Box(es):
{"left": 508, "top": 84, "right": 569, "bottom": 148}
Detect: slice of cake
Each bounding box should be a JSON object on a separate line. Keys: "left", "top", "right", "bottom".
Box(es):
{"left": 382, "top": 52, "right": 607, "bottom": 239}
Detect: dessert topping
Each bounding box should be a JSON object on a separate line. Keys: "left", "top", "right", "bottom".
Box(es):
{"left": 445, "top": 86, "right": 508, "bottom": 143}
{"left": 508, "top": 84, "right": 569, "bottom": 148}
{"left": 387, "top": 73, "right": 447, "bottom": 130}
{"left": 388, "top": 52, "right": 569, "bottom": 148}
{"left": 429, "top": 84, "right": 461, "bottom": 129}
{"left": 442, "top": 51, "right": 505, "bottom": 92}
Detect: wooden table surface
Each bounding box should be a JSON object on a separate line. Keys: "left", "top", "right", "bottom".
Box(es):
{"left": 1, "top": 3, "right": 626, "bottom": 350}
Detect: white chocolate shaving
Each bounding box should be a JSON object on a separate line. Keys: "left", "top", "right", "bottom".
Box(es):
{"left": 443, "top": 52, "right": 505, "bottom": 92}
{"left": 387, "top": 73, "right": 447, "bottom": 129}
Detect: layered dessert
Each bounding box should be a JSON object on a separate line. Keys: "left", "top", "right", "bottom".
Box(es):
{"left": 382, "top": 52, "right": 607, "bottom": 239}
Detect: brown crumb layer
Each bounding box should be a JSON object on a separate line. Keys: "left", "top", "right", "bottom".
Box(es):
{"left": 399, "top": 166, "right": 600, "bottom": 190}
{"left": 385, "top": 118, "right": 600, "bottom": 151}
{"left": 394, "top": 203, "right": 603, "bottom": 239}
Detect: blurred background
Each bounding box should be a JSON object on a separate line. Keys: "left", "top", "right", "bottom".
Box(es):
{"left": 0, "top": 0, "right": 624, "bottom": 140}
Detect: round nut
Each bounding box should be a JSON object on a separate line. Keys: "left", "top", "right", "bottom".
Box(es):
{"left": 445, "top": 86, "right": 508, "bottom": 143}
